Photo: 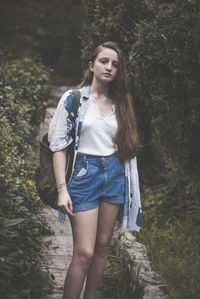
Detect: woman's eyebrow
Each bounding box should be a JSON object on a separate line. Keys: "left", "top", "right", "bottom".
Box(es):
{"left": 100, "top": 57, "right": 119, "bottom": 63}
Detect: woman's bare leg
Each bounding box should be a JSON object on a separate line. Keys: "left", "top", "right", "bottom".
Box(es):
{"left": 63, "top": 207, "right": 98, "bottom": 299}
{"left": 83, "top": 202, "right": 120, "bottom": 299}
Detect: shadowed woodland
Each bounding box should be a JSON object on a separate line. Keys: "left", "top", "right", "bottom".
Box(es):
{"left": 0, "top": 0, "right": 200, "bottom": 298}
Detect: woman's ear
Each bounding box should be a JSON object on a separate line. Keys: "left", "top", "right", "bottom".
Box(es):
{"left": 89, "top": 61, "right": 94, "bottom": 72}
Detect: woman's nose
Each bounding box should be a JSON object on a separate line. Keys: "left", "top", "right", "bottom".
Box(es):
{"left": 105, "top": 62, "right": 112, "bottom": 71}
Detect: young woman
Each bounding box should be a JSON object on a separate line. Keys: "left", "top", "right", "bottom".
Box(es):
{"left": 49, "top": 41, "right": 142, "bottom": 299}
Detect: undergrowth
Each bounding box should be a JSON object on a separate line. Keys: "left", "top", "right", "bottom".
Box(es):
{"left": 137, "top": 185, "right": 200, "bottom": 299}
{"left": 100, "top": 241, "right": 143, "bottom": 299}
{"left": 0, "top": 56, "right": 53, "bottom": 298}
{"left": 138, "top": 218, "right": 200, "bottom": 299}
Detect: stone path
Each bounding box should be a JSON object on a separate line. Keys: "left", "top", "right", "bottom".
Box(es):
{"left": 40, "top": 87, "right": 103, "bottom": 299}
{"left": 39, "top": 104, "right": 70, "bottom": 298}
{"left": 39, "top": 86, "right": 168, "bottom": 299}
{"left": 42, "top": 207, "right": 73, "bottom": 298}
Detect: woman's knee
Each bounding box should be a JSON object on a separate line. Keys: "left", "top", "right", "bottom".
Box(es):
{"left": 74, "top": 248, "right": 94, "bottom": 269}
{"left": 95, "top": 238, "right": 110, "bottom": 256}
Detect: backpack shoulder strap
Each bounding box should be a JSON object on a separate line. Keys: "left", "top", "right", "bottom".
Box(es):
{"left": 73, "top": 89, "right": 81, "bottom": 117}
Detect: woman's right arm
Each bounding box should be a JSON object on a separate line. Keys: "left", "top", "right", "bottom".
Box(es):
{"left": 53, "top": 149, "right": 74, "bottom": 216}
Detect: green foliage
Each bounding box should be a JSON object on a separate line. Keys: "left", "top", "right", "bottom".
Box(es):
{"left": 101, "top": 241, "right": 142, "bottom": 299}
{"left": 138, "top": 181, "right": 200, "bottom": 298}
{"left": 81, "top": 0, "right": 200, "bottom": 298}
{"left": 0, "top": 57, "right": 52, "bottom": 298}
{"left": 130, "top": 0, "right": 200, "bottom": 178}
{"left": 138, "top": 216, "right": 200, "bottom": 299}
{"left": 0, "top": 0, "right": 83, "bottom": 83}
{"left": 81, "top": 0, "right": 151, "bottom": 69}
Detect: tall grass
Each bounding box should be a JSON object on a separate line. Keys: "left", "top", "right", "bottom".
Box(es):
{"left": 138, "top": 217, "right": 200, "bottom": 299}
{"left": 100, "top": 241, "right": 143, "bottom": 299}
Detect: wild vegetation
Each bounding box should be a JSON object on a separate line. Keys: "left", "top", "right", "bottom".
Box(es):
{"left": 0, "top": 0, "right": 199, "bottom": 297}
{"left": 0, "top": 57, "right": 52, "bottom": 298}
{"left": 0, "top": 0, "right": 83, "bottom": 296}
{"left": 0, "top": 0, "right": 83, "bottom": 84}
{"left": 100, "top": 239, "right": 143, "bottom": 299}
{"left": 81, "top": 0, "right": 200, "bottom": 298}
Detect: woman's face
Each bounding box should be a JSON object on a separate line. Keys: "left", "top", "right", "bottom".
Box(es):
{"left": 89, "top": 48, "right": 119, "bottom": 84}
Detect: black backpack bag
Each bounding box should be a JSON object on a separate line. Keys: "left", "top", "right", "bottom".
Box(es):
{"left": 36, "top": 90, "right": 80, "bottom": 209}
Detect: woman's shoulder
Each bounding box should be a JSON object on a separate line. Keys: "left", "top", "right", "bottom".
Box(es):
{"left": 57, "top": 85, "right": 89, "bottom": 109}
{"left": 58, "top": 89, "right": 74, "bottom": 105}
{"left": 55, "top": 89, "right": 77, "bottom": 112}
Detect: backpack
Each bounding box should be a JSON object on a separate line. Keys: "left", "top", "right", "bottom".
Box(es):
{"left": 36, "top": 90, "right": 81, "bottom": 209}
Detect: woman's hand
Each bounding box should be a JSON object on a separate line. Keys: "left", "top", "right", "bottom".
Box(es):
{"left": 52, "top": 150, "right": 74, "bottom": 216}
{"left": 57, "top": 187, "right": 74, "bottom": 216}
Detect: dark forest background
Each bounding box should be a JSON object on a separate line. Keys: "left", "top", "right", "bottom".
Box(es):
{"left": 0, "top": 0, "right": 200, "bottom": 298}
{"left": 0, "top": 0, "right": 83, "bottom": 84}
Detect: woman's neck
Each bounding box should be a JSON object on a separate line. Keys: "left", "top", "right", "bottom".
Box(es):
{"left": 89, "top": 79, "right": 109, "bottom": 99}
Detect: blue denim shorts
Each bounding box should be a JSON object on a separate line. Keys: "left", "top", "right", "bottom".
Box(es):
{"left": 67, "top": 153, "right": 125, "bottom": 213}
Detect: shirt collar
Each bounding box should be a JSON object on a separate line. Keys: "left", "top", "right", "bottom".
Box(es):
{"left": 80, "top": 86, "right": 115, "bottom": 111}
{"left": 80, "top": 85, "right": 90, "bottom": 99}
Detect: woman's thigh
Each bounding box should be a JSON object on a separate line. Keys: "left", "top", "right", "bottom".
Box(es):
{"left": 70, "top": 207, "right": 99, "bottom": 254}
{"left": 96, "top": 201, "right": 120, "bottom": 247}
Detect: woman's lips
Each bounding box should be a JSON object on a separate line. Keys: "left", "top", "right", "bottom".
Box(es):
{"left": 103, "top": 73, "right": 112, "bottom": 77}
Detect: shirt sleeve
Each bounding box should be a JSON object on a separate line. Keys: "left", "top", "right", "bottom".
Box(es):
{"left": 49, "top": 89, "right": 76, "bottom": 152}
{"left": 129, "top": 157, "right": 142, "bottom": 231}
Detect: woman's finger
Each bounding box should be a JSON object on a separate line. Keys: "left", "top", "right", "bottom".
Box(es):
{"left": 66, "top": 206, "right": 74, "bottom": 216}
{"left": 60, "top": 202, "right": 74, "bottom": 216}
{"left": 68, "top": 201, "right": 73, "bottom": 214}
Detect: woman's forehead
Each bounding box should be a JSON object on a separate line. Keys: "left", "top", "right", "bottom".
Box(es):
{"left": 97, "top": 48, "right": 119, "bottom": 61}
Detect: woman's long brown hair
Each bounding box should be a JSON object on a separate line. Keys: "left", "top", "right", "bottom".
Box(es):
{"left": 78, "top": 41, "right": 140, "bottom": 162}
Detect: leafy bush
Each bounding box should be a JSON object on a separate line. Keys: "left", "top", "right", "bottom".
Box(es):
{"left": 130, "top": 0, "right": 200, "bottom": 195}
{"left": 80, "top": 0, "right": 151, "bottom": 68}
{"left": 0, "top": 57, "right": 52, "bottom": 298}
{"left": 101, "top": 241, "right": 142, "bottom": 299}
{"left": 0, "top": 0, "right": 83, "bottom": 83}
{"left": 81, "top": 0, "right": 200, "bottom": 298}
{"left": 138, "top": 216, "right": 200, "bottom": 299}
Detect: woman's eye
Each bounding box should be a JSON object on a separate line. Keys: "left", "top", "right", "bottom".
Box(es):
{"left": 113, "top": 63, "right": 119, "bottom": 68}
{"left": 99, "top": 59, "right": 119, "bottom": 67}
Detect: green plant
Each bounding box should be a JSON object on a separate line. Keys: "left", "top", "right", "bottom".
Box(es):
{"left": 81, "top": 1, "right": 200, "bottom": 298}
{"left": 0, "top": 56, "right": 53, "bottom": 298}
{"left": 100, "top": 242, "right": 142, "bottom": 299}
{"left": 138, "top": 217, "right": 200, "bottom": 299}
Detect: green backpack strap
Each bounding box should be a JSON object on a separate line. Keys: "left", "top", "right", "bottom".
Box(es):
{"left": 73, "top": 89, "right": 81, "bottom": 118}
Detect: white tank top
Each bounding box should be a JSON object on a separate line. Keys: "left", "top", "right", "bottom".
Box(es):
{"left": 78, "top": 96, "right": 118, "bottom": 156}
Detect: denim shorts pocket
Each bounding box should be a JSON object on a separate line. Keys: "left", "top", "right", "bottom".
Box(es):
{"left": 73, "top": 161, "right": 88, "bottom": 177}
